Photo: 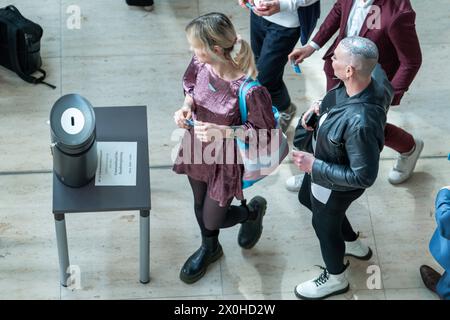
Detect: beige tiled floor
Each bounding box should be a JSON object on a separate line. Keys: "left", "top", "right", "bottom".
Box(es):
{"left": 0, "top": 0, "right": 448, "bottom": 300}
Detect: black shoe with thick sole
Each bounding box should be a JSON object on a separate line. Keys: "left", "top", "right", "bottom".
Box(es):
{"left": 238, "top": 196, "right": 267, "bottom": 249}
{"left": 179, "top": 236, "right": 223, "bottom": 284}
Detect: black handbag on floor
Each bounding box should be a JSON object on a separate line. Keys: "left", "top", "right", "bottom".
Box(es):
{"left": 0, "top": 5, "right": 55, "bottom": 89}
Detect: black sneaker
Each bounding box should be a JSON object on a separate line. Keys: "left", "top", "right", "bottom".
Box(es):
{"left": 238, "top": 196, "right": 267, "bottom": 249}
{"left": 279, "top": 103, "right": 297, "bottom": 133}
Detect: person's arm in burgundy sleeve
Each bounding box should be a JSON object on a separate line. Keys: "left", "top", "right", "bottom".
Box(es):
{"left": 236, "top": 86, "right": 276, "bottom": 144}
{"left": 242, "top": 86, "right": 276, "bottom": 131}
{"left": 182, "top": 55, "right": 201, "bottom": 98}
{"left": 311, "top": 0, "right": 343, "bottom": 48}
{"left": 388, "top": 11, "right": 422, "bottom": 106}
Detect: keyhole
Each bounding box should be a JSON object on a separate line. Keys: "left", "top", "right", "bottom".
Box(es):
{"left": 71, "top": 116, "right": 75, "bottom": 126}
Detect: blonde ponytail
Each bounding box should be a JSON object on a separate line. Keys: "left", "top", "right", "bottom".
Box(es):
{"left": 231, "top": 38, "right": 258, "bottom": 79}
{"left": 186, "top": 12, "right": 258, "bottom": 79}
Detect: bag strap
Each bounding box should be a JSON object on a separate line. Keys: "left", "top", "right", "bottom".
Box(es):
{"left": 238, "top": 77, "right": 260, "bottom": 123}
{"left": 3, "top": 13, "right": 56, "bottom": 89}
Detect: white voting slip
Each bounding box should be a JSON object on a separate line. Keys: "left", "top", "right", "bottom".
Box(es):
{"left": 95, "top": 142, "right": 137, "bottom": 186}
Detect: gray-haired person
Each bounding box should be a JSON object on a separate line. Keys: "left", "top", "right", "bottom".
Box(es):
{"left": 292, "top": 36, "right": 393, "bottom": 300}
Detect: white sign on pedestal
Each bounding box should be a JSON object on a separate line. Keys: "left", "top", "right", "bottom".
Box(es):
{"left": 95, "top": 142, "right": 137, "bottom": 186}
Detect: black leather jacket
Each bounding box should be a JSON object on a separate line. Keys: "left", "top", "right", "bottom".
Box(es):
{"left": 294, "top": 65, "right": 394, "bottom": 191}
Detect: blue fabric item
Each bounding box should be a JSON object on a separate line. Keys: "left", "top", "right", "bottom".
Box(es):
{"left": 430, "top": 188, "right": 450, "bottom": 298}
{"left": 238, "top": 78, "right": 281, "bottom": 132}
{"left": 238, "top": 78, "right": 261, "bottom": 124}
{"left": 237, "top": 78, "right": 283, "bottom": 189}
{"left": 437, "top": 271, "right": 450, "bottom": 300}
{"left": 297, "top": 1, "right": 321, "bottom": 46}
{"left": 238, "top": 78, "right": 261, "bottom": 189}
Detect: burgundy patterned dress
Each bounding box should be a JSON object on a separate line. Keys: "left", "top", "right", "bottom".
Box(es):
{"left": 173, "top": 56, "right": 276, "bottom": 207}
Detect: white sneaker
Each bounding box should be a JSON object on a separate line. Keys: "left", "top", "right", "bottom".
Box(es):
{"left": 345, "top": 235, "right": 373, "bottom": 261}
{"left": 294, "top": 265, "right": 350, "bottom": 300}
{"left": 388, "top": 138, "right": 424, "bottom": 185}
{"left": 285, "top": 174, "right": 304, "bottom": 192}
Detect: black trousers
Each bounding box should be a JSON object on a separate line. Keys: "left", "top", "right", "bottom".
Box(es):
{"left": 298, "top": 174, "right": 364, "bottom": 274}
{"left": 250, "top": 12, "right": 300, "bottom": 112}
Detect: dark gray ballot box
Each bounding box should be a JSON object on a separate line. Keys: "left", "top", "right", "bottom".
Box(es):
{"left": 52, "top": 106, "right": 151, "bottom": 286}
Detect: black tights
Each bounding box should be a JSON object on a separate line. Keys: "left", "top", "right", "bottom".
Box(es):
{"left": 188, "top": 177, "right": 252, "bottom": 237}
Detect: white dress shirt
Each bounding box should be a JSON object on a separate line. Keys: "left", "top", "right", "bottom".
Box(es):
{"left": 310, "top": 0, "right": 374, "bottom": 50}
{"left": 346, "top": 0, "right": 375, "bottom": 37}
{"left": 254, "top": 0, "right": 320, "bottom": 29}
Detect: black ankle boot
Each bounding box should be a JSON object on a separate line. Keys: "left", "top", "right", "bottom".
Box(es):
{"left": 179, "top": 235, "right": 223, "bottom": 284}
{"left": 238, "top": 196, "right": 267, "bottom": 249}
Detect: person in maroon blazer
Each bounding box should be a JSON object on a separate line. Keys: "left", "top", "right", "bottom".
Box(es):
{"left": 288, "top": 0, "right": 423, "bottom": 188}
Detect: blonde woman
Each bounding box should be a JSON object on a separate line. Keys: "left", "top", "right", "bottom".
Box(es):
{"left": 173, "top": 13, "right": 276, "bottom": 284}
